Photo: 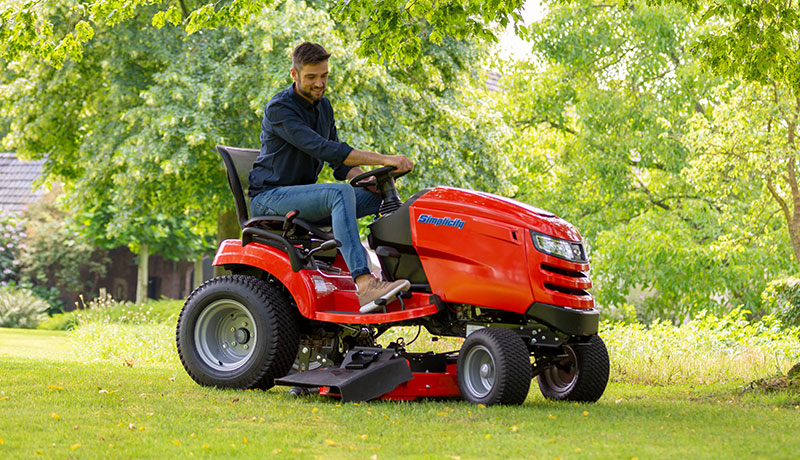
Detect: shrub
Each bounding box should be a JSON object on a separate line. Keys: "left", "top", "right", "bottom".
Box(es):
{"left": 599, "top": 302, "right": 638, "bottom": 324}
{"left": 20, "top": 205, "right": 109, "bottom": 306}
{"left": 761, "top": 277, "right": 800, "bottom": 328}
{"left": 38, "top": 296, "right": 183, "bottom": 330}
{"left": 0, "top": 287, "right": 48, "bottom": 328}
{"left": 0, "top": 211, "right": 25, "bottom": 286}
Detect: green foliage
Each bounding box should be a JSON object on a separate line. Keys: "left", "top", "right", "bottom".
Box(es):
{"left": 497, "top": 0, "right": 796, "bottom": 320}
{"left": 1, "top": 0, "right": 515, "bottom": 269}
{"left": 333, "top": 0, "right": 525, "bottom": 66}
{"left": 59, "top": 294, "right": 181, "bottom": 365}
{"left": 0, "top": 0, "right": 525, "bottom": 69}
{"left": 0, "top": 210, "right": 25, "bottom": 286}
{"left": 668, "top": 0, "right": 800, "bottom": 90}
{"left": 36, "top": 309, "right": 79, "bottom": 331}
{"left": 1, "top": 2, "right": 217, "bottom": 261}
{"left": 598, "top": 302, "right": 638, "bottom": 324}
{"left": 19, "top": 200, "right": 110, "bottom": 301}
{"left": 1, "top": 209, "right": 66, "bottom": 314}
{"left": 39, "top": 295, "right": 182, "bottom": 331}
{"left": 601, "top": 308, "right": 800, "bottom": 384}
{"left": 0, "top": 286, "right": 48, "bottom": 328}
{"left": 683, "top": 80, "right": 800, "bottom": 274}
{"left": 762, "top": 277, "right": 800, "bottom": 328}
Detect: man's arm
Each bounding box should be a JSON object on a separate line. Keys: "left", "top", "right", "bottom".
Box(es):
{"left": 344, "top": 148, "right": 414, "bottom": 173}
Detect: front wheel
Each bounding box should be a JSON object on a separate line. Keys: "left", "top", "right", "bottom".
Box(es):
{"left": 176, "top": 275, "right": 298, "bottom": 389}
{"left": 537, "top": 334, "right": 609, "bottom": 402}
{"left": 457, "top": 327, "right": 531, "bottom": 405}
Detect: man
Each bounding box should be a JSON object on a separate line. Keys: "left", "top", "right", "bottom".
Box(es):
{"left": 249, "top": 42, "right": 413, "bottom": 313}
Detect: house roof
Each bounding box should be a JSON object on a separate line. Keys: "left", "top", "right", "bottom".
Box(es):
{"left": 0, "top": 152, "right": 46, "bottom": 214}
{"left": 486, "top": 71, "right": 502, "bottom": 92}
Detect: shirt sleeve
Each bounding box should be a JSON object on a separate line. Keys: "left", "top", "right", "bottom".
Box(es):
{"left": 330, "top": 119, "right": 356, "bottom": 181}
{"left": 266, "top": 102, "right": 353, "bottom": 170}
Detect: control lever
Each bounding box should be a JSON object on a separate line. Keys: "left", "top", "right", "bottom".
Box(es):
{"left": 307, "top": 239, "right": 341, "bottom": 257}
{"left": 282, "top": 209, "right": 300, "bottom": 238}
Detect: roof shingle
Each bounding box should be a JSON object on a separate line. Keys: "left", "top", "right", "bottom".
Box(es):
{"left": 0, "top": 153, "right": 46, "bottom": 214}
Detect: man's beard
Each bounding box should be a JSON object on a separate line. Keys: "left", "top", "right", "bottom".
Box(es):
{"left": 299, "top": 85, "right": 324, "bottom": 102}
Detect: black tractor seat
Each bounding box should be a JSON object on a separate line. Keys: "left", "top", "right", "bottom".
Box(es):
{"left": 217, "top": 145, "right": 337, "bottom": 271}
{"left": 242, "top": 215, "right": 334, "bottom": 241}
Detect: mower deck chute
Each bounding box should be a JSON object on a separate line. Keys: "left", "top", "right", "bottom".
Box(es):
{"left": 275, "top": 347, "right": 413, "bottom": 402}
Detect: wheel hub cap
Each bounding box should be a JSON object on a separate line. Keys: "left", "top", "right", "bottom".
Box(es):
{"left": 463, "top": 345, "right": 495, "bottom": 398}
{"left": 480, "top": 363, "right": 491, "bottom": 378}
{"left": 194, "top": 299, "right": 257, "bottom": 372}
{"left": 234, "top": 328, "right": 250, "bottom": 344}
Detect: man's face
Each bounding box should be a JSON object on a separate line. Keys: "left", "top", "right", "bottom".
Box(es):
{"left": 291, "top": 60, "right": 329, "bottom": 103}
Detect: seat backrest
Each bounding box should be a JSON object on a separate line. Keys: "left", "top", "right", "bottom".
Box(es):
{"left": 216, "top": 145, "right": 260, "bottom": 228}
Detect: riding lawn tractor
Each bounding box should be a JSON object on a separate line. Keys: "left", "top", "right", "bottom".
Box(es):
{"left": 175, "top": 146, "right": 609, "bottom": 405}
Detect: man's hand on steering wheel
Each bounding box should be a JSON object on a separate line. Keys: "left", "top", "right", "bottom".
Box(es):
{"left": 347, "top": 155, "right": 413, "bottom": 192}
{"left": 385, "top": 154, "right": 414, "bottom": 174}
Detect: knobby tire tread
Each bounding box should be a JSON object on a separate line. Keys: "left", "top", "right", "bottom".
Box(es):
{"left": 490, "top": 328, "right": 532, "bottom": 405}
{"left": 567, "top": 335, "right": 609, "bottom": 402}
{"left": 176, "top": 275, "right": 298, "bottom": 390}
{"left": 538, "top": 334, "right": 609, "bottom": 402}
{"left": 459, "top": 327, "right": 531, "bottom": 406}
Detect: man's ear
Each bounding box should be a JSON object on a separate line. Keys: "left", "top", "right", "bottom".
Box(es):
{"left": 290, "top": 67, "right": 298, "bottom": 82}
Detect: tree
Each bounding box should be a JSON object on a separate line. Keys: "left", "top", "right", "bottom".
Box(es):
{"left": 666, "top": 0, "right": 800, "bottom": 91}
{"left": 1, "top": 0, "right": 526, "bottom": 68}
{"left": 1, "top": 2, "right": 215, "bottom": 303}
{"left": 666, "top": 0, "right": 800, "bottom": 372}
{"left": 685, "top": 82, "right": 799, "bottom": 271}
{"left": 495, "top": 0, "right": 791, "bottom": 320}
{"left": 2, "top": 0, "right": 516, "bottom": 301}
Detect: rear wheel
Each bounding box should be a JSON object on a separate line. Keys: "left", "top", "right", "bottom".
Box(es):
{"left": 176, "top": 275, "right": 298, "bottom": 389}
{"left": 537, "top": 334, "right": 609, "bottom": 402}
{"left": 457, "top": 327, "right": 531, "bottom": 405}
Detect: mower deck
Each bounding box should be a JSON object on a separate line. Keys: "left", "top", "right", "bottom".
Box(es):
{"left": 276, "top": 347, "right": 462, "bottom": 402}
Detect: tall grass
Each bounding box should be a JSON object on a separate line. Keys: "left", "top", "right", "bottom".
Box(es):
{"left": 67, "top": 296, "right": 182, "bottom": 368}
{"left": 602, "top": 309, "right": 800, "bottom": 385}
{"left": 67, "top": 297, "right": 800, "bottom": 386}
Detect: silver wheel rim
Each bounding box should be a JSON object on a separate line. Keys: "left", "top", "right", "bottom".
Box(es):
{"left": 542, "top": 345, "right": 578, "bottom": 393}
{"left": 463, "top": 345, "right": 496, "bottom": 398}
{"left": 194, "top": 299, "right": 257, "bottom": 372}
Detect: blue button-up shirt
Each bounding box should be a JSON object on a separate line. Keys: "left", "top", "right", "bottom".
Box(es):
{"left": 248, "top": 84, "right": 354, "bottom": 197}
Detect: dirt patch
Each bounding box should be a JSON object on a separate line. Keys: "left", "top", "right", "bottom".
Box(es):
{"left": 742, "top": 374, "right": 800, "bottom": 395}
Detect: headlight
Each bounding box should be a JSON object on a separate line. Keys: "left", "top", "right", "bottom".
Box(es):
{"left": 530, "top": 231, "right": 587, "bottom": 263}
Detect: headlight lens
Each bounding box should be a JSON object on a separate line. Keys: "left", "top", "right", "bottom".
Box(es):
{"left": 531, "top": 231, "right": 587, "bottom": 263}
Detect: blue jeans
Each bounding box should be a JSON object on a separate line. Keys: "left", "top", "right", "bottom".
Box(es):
{"left": 250, "top": 183, "right": 382, "bottom": 279}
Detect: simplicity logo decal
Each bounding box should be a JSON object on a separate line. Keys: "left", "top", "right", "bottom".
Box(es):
{"left": 417, "top": 214, "right": 466, "bottom": 230}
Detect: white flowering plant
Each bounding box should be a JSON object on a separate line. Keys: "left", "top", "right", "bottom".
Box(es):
{"left": 0, "top": 211, "right": 26, "bottom": 287}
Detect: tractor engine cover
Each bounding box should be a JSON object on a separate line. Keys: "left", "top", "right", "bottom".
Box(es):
{"left": 370, "top": 186, "right": 590, "bottom": 314}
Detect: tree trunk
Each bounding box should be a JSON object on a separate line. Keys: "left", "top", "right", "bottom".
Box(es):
{"left": 193, "top": 257, "right": 204, "bottom": 288}
{"left": 215, "top": 210, "right": 239, "bottom": 276}
{"left": 135, "top": 243, "right": 150, "bottom": 305}
{"left": 785, "top": 99, "right": 800, "bottom": 271}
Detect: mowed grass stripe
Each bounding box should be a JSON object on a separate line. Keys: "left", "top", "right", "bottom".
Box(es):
{"left": 0, "top": 327, "right": 75, "bottom": 361}
{"left": 0, "top": 330, "right": 798, "bottom": 459}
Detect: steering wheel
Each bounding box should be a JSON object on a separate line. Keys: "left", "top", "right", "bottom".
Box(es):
{"left": 349, "top": 165, "right": 409, "bottom": 188}
{"left": 349, "top": 165, "right": 408, "bottom": 215}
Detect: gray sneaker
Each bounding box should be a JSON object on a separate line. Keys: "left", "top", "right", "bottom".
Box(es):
{"left": 357, "top": 278, "right": 411, "bottom": 313}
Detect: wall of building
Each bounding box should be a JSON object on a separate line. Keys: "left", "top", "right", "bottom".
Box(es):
{"left": 77, "top": 247, "right": 196, "bottom": 309}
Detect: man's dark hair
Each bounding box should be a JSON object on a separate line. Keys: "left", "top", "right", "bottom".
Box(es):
{"left": 292, "top": 42, "right": 331, "bottom": 71}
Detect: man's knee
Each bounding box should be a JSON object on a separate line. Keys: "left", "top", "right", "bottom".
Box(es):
{"left": 325, "top": 183, "right": 356, "bottom": 207}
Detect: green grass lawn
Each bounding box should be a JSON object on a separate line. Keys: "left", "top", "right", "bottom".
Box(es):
{"left": 1, "top": 327, "right": 799, "bottom": 459}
